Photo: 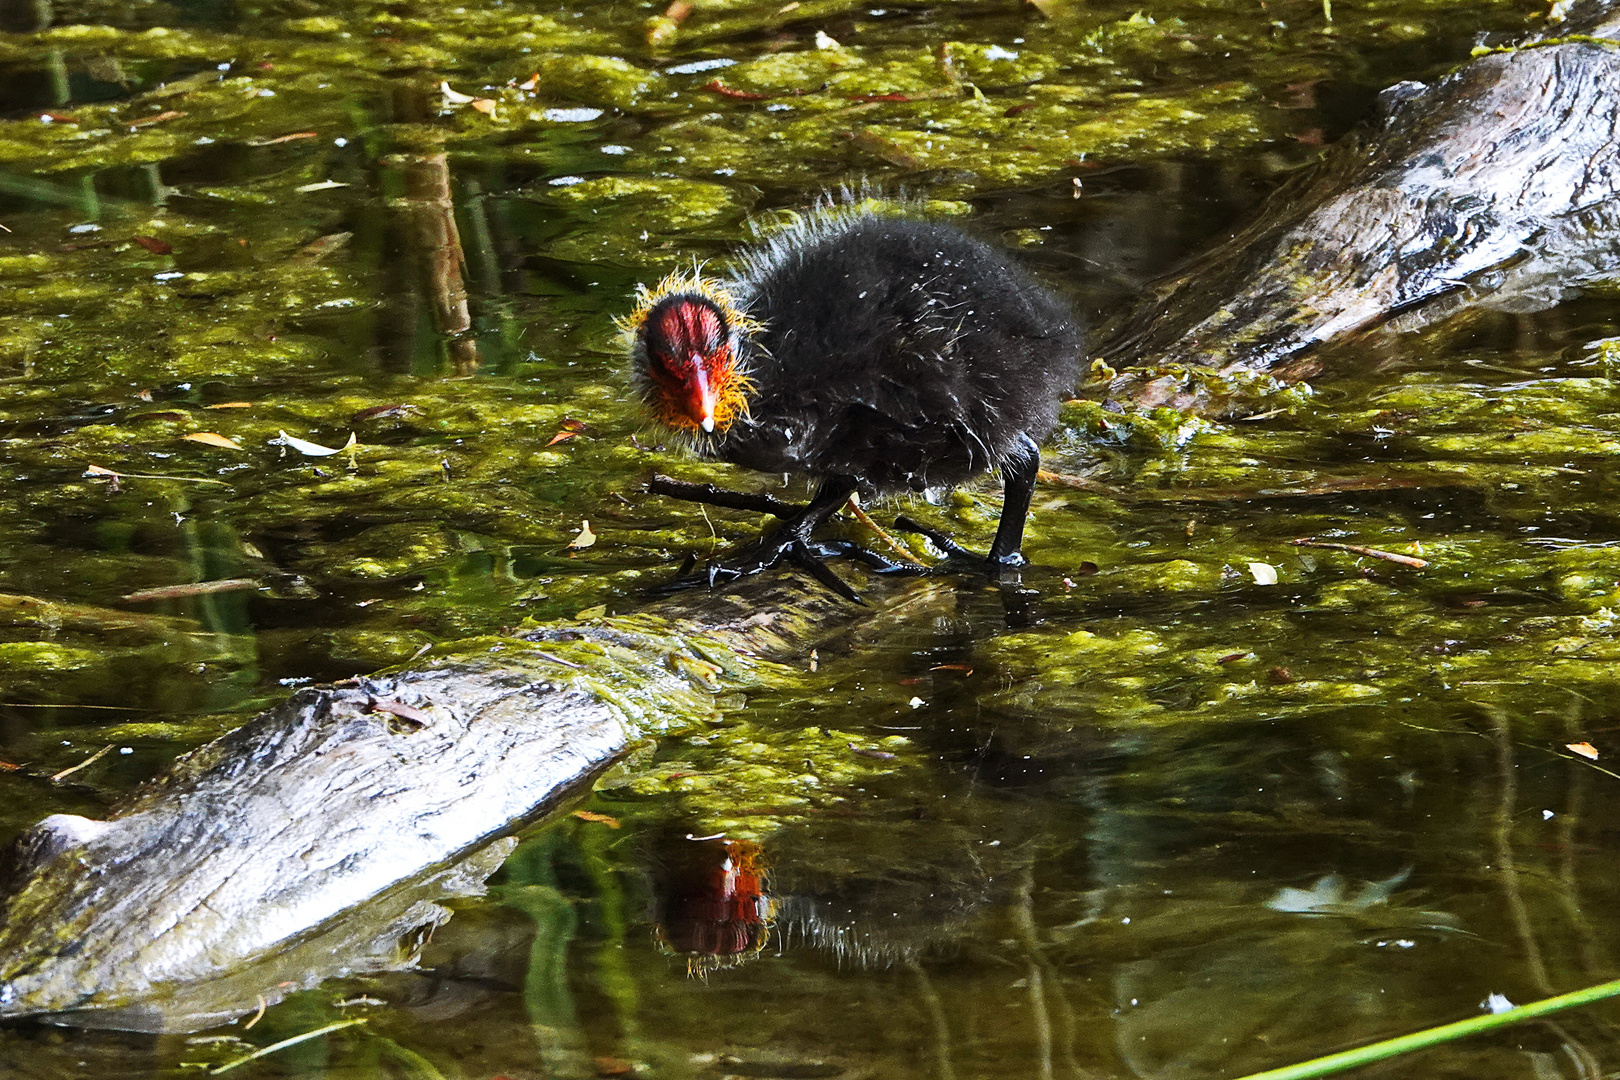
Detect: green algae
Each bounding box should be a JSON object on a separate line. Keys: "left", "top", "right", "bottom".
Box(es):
{"left": 3, "top": 1, "right": 1618, "bottom": 1070}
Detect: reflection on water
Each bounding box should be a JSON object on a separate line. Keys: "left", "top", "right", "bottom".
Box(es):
{"left": 5, "top": 0, "right": 1620, "bottom": 1075}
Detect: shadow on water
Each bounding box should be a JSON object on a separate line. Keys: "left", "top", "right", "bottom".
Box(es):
{"left": 4, "top": 0, "right": 1620, "bottom": 1075}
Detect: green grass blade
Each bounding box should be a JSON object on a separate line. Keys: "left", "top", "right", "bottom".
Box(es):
{"left": 1232, "top": 977, "right": 1620, "bottom": 1080}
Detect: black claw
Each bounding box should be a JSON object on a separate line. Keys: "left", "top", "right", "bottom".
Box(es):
{"left": 893, "top": 515, "right": 985, "bottom": 562}
{"left": 808, "top": 538, "right": 930, "bottom": 576}
{"left": 892, "top": 516, "right": 1033, "bottom": 588}
{"left": 789, "top": 543, "right": 864, "bottom": 604}
{"left": 651, "top": 475, "right": 869, "bottom": 602}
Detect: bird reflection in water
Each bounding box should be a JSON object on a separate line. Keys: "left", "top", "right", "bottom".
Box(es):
{"left": 650, "top": 835, "right": 774, "bottom": 976}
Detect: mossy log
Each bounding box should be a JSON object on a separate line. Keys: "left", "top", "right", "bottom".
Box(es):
{"left": 1096, "top": 0, "right": 1620, "bottom": 410}
{"left": 0, "top": 569, "right": 921, "bottom": 1031}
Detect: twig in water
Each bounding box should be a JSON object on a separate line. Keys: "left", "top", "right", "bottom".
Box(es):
{"left": 1228, "top": 976, "right": 1620, "bottom": 1080}
{"left": 50, "top": 744, "right": 113, "bottom": 783}
{"left": 843, "top": 498, "right": 924, "bottom": 566}
{"left": 1035, "top": 468, "right": 1125, "bottom": 497}
{"left": 123, "top": 578, "right": 260, "bottom": 602}
{"left": 209, "top": 1019, "right": 367, "bottom": 1075}
{"left": 85, "top": 464, "right": 229, "bottom": 486}
{"left": 1289, "top": 539, "right": 1428, "bottom": 568}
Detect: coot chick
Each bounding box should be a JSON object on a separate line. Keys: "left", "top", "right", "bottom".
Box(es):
{"left": 626, "top": 207, "right": 1082, "bottom": 596}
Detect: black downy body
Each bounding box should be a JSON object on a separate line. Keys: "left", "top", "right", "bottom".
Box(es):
{"left": 641, "top": 210, "right": 1083, "bottom": 596}
{"left": 715, "top": 213, "right": 1081, "bottom": 498}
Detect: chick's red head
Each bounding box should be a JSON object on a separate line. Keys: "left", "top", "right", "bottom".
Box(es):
{"left": 638, "top": 294, "right": 750, "bottom": 434}
{"left": 625, "top": 269, "right": 758, "bottom": 437}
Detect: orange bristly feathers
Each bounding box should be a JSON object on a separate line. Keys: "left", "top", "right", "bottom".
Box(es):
{"left": 620, "top": 266, "right": 760, "bottom": 435}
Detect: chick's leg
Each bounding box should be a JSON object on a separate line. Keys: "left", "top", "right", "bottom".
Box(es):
{"left": 987, "top": 433, "right": 1041, "bottom": 567}
{"left": 704, "top": 476, "right": 862, "bottom": 601}
{"left": 893, "top": 433, "right": 1041, "bottom": 570}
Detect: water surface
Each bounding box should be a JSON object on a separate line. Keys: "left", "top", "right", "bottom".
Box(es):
{"left": 4, "top": 0, "right": 1620, "bottom": 1076}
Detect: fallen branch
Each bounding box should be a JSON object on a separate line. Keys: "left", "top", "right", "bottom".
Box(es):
{"left": 1289, "top": 538, "right": 1429, "bottom": 568}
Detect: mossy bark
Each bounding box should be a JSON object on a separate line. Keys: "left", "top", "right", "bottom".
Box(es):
{"left": 0, "top": 567, "right": 927, "bottom": 1030}
{"left": 1095, "top": 0, "right": 1620, "bottom": 413}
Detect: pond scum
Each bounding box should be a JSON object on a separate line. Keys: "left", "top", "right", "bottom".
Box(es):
{"left": 7, "top": 0, "right": 1620, "bottom": 1077}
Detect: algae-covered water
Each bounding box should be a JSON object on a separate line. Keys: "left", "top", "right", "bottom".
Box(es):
{"left": 6, "top": 0, "right": 1620, "bottom": 1076}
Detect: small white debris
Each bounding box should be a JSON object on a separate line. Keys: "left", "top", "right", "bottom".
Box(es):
{"left": 543, "top": 107, "right": 604, "bottom": 122}
{"left": 664, "top": 58, "right": 736, "bottom": 74}
{"left": 1484, "top": 993, "right": 1515, "bottom": 1014}
{"left": 908, "top": 696, "right": 924, "bottom": 708}
{"left": 1248, "top": 561, "right": 1279, "bottom": 585}
{"left": 276, "top": 430, "right": 357, "bottom": 457}
{"left": 814, "top": 30, "right": 840, "bottom": 49}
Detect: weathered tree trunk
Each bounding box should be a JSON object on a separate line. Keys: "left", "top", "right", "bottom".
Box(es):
{"left": 1095, "top": 0, "right": 1620, "bottom": 411}
{"left": 0, "top": 569, "right": 936, "bottom": 1031}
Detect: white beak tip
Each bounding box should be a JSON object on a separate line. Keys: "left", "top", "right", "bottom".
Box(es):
{"left": 700, "top": 416, "right": 715, "bottom": 433}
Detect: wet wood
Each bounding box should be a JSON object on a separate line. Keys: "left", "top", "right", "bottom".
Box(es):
{"left": 0, "top": 569, "right": 943, "bottom": 1032}
{"left": 1098, "top": 0, "right": 1620, "bottom": 411}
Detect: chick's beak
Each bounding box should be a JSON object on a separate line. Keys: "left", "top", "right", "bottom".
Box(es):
{"left": 691, "top": 356, "right": 717, "bottom": 433}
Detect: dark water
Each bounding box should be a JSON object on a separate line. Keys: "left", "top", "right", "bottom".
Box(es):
{"left": 6, "top": 0, "right": 1620, "bottom": 1076}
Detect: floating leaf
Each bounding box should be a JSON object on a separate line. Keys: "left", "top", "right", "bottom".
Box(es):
{"left": 545, "top": 430, "right": 578, "bottom": 447}
{"left": 184, "top": 432, "right": 242, "bottom": 450}
{"left": 277, "top": 430, "right": 357, "bottom": 457}
{"left": 294, "top": 180, "right": 349, "bottom": 194}
{"left": 469, "top": 98, "right": 498, "bottom": 116}
{"left": 573, "top": 810, "right": 622, "bottom": 828}
{"left": 440, "top": 81, "right": 475, "bottom": 105}
{"left": 130, "top": 235, "right": 172, "bottom": 255}
{"left": 1248, "top": 561, "right": 1279, "bottom": 585}
{"left": 1568, "top": 742, "right": 1600, "bottom": 760}
{"left": 568, "top": 520, "right": 597, "bottom": 550}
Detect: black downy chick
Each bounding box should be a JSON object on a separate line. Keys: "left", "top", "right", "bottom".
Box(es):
{"left": 627, "top": 208, "right": 1082, "bottom": 597}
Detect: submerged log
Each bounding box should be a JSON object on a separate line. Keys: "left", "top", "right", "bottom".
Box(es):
{"left": 1096, "top": 0, "right": 1620, "bottom": 410}
{"left": 0, "top": 570, "right": 942, "bottom": 1031}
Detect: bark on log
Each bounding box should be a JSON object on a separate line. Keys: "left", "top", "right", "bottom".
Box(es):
{"left": 0, "top": 569, "right": 934, "bottom": 1031}
{"left": 1095, "top": 0, "right": 1620, "bottom": 411}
